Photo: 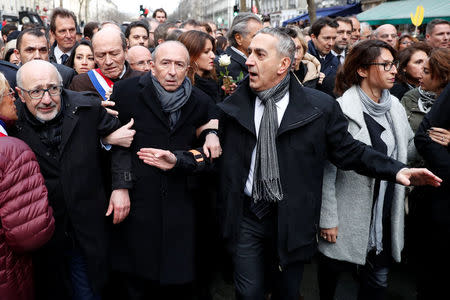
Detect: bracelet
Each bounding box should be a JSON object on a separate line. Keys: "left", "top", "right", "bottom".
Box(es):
{"left": 205, "top": 129, "right": 218, "bottom": 136}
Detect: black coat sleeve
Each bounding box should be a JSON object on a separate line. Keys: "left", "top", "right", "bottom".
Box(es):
{"left": 326, "top": 99, "right": 405, "bottom": 182}
{"left": 414, "top": 83, "right": 450, "bottom": 180}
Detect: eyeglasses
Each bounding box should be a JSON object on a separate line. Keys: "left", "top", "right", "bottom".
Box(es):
{"left": 19, "top": 85, "right": 63, "bottom": 99}
{"left": 365, "top": 61, "right": 399, "bottom": 71}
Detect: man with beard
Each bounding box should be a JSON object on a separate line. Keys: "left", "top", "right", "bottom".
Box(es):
{"left": 13, "top": 60, "right": 132, "bottom": 300}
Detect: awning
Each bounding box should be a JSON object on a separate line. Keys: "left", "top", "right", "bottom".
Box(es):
{"left": 282, "top": 3, "right": 362, "bottom": 26}
{"left": 357, "top": 0, "right": 450, "bottom": 25}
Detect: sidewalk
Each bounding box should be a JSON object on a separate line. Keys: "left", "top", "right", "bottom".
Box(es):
{"left": 211, "top": 258, "right": 417, "bottom": 300}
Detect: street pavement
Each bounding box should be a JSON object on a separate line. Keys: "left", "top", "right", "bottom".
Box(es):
{"left": 211, "top": 257, "right": 417, "bottom": 300}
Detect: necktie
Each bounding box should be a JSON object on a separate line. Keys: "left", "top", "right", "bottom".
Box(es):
{"left": 337, "top": 55, "right": 342, "bottom": 65}
{"left": 61, "top": 53, "right": 69, "bottom": 65}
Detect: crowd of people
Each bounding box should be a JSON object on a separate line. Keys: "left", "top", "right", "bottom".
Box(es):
{"left": 0, "top": 6, "right": 449, "bottom": 300}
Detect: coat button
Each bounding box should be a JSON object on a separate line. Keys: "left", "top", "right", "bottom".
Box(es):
{"left": 46, "top": 152, "right": 50, "bottom": 156}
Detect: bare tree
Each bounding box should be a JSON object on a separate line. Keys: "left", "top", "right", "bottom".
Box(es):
{"left": 307, "top": 0, "right": 316, "bottom": 23}
{"left": 240, "top": 0, "right": 247, "bottom": 12}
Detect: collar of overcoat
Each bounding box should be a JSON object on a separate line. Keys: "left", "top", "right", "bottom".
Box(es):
{"left": 218, "top": 73, "right": 323, "bottom": 138}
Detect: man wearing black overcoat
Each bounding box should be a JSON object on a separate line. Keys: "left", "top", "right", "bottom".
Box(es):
{"left": 109, "top": 40, "right": 219, "bottom": 299}
{"left": 216, "top": 27, "right": 441, "bottom": 300}
{"left": 13, "top": 60, "right": 132, "bottom": 300}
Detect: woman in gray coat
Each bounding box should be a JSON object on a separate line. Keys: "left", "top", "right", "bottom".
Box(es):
{"left": 317, "top": 40, "right": 416, "bottom": 300}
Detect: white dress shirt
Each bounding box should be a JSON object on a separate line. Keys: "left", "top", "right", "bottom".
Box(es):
{"left": 54, "top": 45, "right": 72, "bottom": 64}
{"left": 244, "top": 92, "right": 290, "bottom": 196}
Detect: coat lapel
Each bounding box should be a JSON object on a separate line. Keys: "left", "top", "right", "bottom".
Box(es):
{"left": 172, "top": 93, "right": 196, "bottom": 133}
{"left": 277, "top": 75, "right": 323, "bottom": 137}
{"left": 218, "top": 77, "right": 256, "bottom": 136}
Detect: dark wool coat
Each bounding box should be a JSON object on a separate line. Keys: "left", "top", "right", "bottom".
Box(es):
{"left": 216, "top": 75, "right": 404, "bottom": 267}
{"left": 13, "top": 89, "right": 131, "bottom": 298}
{"left": 110, "top": 72, "right": 214, "bottom": 284}
{"left": 0, "top": 136, "right": 55, "bottom": 300}
{"left": 414, "top": 83, "right": 450, "bottom": 227}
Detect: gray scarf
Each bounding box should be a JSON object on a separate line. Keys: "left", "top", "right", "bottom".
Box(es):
{"left": 357, "top": 86, "right": 397, "bottom": 255}
{"left": 252, "top": 73, "right": 290, "bottom": 203}
{"left": 151, "top": 75, "right": 192, "bottom": 130}
{"left": 418, "top": 87, "right": 436, "bottom": 113}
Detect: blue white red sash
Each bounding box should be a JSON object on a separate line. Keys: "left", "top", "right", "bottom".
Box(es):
{"left": 87, "top": 68, "right": 114, "bottom": 101}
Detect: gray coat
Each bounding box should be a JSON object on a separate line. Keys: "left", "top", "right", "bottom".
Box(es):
{"left": 318, "top": 86, "right": 416, "bottom": 264}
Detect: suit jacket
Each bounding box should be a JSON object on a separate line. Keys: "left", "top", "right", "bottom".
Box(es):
{"left": 13, "top": 89, "right": 132, "bottom": 298}
{"left": 216, "top": 75, "right": 405, "bottom": 266}
{"left": 110, "top": 72, "right": 214, "bottom": 284}
{"left": 69, "top": 63, "right": 143, "bottom": 99}
{"left": 216, "top": 46, "right": 248, "bottom": 81}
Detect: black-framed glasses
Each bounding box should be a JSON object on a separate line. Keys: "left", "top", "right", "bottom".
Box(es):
{"left": 19, "top": 85, "right": 63, "bottom": 99}
{"left": 365, "top": 61, "right": 399, "bottom": 71}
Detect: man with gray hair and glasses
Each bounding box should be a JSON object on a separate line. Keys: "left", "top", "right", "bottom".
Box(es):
{"left": 13, "top": 59, "right": 132, "bottom": 300}
{"left": 213, "top": 27, "right": 441, "bottom": 299}
{"left": 216, "top": 12, "right": 262, "bottom": 80}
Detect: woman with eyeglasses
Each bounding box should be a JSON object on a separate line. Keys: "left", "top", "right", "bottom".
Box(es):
{"left": 0, "top": 72, "right": 55, "bottom": 300}
{"left": 396, "top": 33, "right": 418, "bottom": 52}
{"left": 317, "top": 40, "right": 416, "bottom": 300}
{"left": 391, "top": 42, "right": 431, "bottom": 100}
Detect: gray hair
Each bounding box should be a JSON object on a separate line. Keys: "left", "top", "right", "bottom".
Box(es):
{"left": 17, "top": 60, "right": 63, "bottom": 89}
{"left": 152, "top": 40, "right": 190, "bottom": 64}
{"left": 228, "top": 12, "right": 262, "bottom": 48}
{"left": 257, "top": 27, "right": 295, "bottom": 67}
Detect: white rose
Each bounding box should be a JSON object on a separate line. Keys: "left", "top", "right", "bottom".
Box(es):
{"left": 218, "top": 54, "right": 231, "bottom": 67}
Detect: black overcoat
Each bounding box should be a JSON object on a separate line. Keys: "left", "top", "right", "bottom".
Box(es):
{"left": 13, "top": 90, "right": 131, "bottom": 296}
{"left": 110, "top": 72, "right": 213, "bottom": 284}
{"left": 216, "top": 75, "right": 404, "bottom": 267}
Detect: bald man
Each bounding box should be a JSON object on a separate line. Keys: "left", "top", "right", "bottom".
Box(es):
{"left": 127, "top": 45, "right": 152, "bottom": 72}
{"left": 14, "top": 60, "right": 132, "bottom": 300}
{"left": 374, "top": 24, "right": 398, "bottom": 48}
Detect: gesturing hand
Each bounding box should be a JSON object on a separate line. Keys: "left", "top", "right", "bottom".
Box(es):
{"left": 137, "top": 148, "right": 177, "bottom": 171}
{"left": 106, "top": 189, "right": 131, "bottom": 224}
{"left": 396, "top": 168, "right": 442, "bottom": 187}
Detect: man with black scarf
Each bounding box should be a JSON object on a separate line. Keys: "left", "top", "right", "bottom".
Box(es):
{"left": 214, "top": 27, "right": 441, "bottom": 300}
{"left": 13, "top": 60, "right": 132, "bottom": 300}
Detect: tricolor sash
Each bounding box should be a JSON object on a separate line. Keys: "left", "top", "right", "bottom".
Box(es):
{"left": 87, "top": 68, "right": 114, "bottom": 101}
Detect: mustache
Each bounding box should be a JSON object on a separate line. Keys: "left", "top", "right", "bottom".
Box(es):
{"left": 37, "top": 102, "right": 57, "bottom": 109}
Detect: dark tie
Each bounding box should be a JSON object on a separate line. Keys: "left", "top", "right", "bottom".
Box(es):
{"left": 250, "top": 199, "right": 273, "bottom": 219}
{"left": 337, "top": 55, "right": 342, "bottom": 65}
{"left": 61, "top": 53, "right": 69, "bottom": 64}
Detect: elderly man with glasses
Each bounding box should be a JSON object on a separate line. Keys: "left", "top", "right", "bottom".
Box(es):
{"left": 13, "top": 59, "right": 133, "bottom": 300}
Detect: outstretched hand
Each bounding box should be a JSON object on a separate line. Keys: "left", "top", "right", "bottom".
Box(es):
{"left": 137, "top": 148, "right": 177, "bottom": 171}
{"left": 396, "top": 168, "right": 442, "bottom": 187}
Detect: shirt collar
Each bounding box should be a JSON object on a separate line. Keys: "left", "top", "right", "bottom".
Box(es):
{"left": 231, "top": 46, "right": 247, "bottom": 59}
{"left": 54, "top": 45, "right": 72, "bottom": 63}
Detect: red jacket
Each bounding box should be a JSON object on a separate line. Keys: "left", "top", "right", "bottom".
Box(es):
{"left": 0, "top": 136, "right": 55, "bottom": 300}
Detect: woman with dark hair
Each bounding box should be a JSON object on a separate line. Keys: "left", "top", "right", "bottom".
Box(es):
{"left": 401, "top": 47, "right": 450, "bottom": 132}
{"left": 320, "top": 40, "right": 416, "bottom": 300}
{"left": 178, "top": 30, "right": 220, "bottom": 102}
{"left": 404, "top": 49, "right": 450, "bottom": 299}
{"left": 64, "top": 40, "right": 96, "bottom": 74}
{"left": 390, "top": 42, "right": 431, "bottom": 99}
{"left": 397, "top": 33, "right": 418, "bottom": 51}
